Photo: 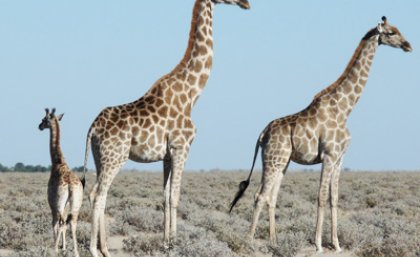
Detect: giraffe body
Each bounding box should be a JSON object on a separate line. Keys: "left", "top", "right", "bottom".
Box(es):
{"left": 39, "top": 108, "right": 84, "bottom": 257}
{"left": 229, "top": 17, "right": 411, "bottom": 253}
{"left": 84, "top": 1, "right": 250, "bottom": 256}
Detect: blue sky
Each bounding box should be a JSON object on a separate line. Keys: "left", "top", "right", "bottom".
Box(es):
{"left": 0, "top": 1, "right": 419, "bottom": 171}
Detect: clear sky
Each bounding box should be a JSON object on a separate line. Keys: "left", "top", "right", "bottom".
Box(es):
{"left": 1, "top": 1, "right": 419, "bottom": 172}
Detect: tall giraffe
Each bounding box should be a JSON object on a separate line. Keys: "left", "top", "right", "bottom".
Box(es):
{"left": 83, "top": 0, "right": 250, "bottom": 256}
{"left": 39, "top": 108, "right": 84, "bottom": 257}
{"left": 229, "top": 17, "right": 411, "bottom": 253}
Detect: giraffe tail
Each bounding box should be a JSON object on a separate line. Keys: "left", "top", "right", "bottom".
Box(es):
{"left": 229, "top": 138, "right": 260, "bottom": 214}
{"left": 81, "top": 127, "right": 93, "bottom": 189}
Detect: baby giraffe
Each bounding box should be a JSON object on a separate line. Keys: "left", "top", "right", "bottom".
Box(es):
{"left": 230, "top": 17, "right": 411, "bottom": 253}
{"left": 39, "top": 108, "right": 84, "bottom": 257}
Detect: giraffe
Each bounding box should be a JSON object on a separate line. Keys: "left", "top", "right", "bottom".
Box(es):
{"left": 229, "top": 17, "right": 412, "bottom": 253}
{"left": 39, "top": 108, "right": 84, "bottom": 257}
{"left": 83, "top": 1, "right": 250, "bottom": 256}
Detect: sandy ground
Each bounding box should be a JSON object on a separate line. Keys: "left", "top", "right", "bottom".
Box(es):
{"left": 0, "top": 244, "right": 356, "bottom": 257}
{"left": 295, "top": 247, "right": 356, "bottom": 257}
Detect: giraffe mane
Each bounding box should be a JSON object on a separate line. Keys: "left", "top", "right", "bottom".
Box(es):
{"left": 312, "top": 28, "right": 377, "bottom": 100}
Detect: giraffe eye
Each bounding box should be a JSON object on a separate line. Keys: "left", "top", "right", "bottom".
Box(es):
{"left": 386, "top": 32, "right": 396, "bottom": 36}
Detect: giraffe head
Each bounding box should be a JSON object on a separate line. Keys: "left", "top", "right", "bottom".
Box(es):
{"left": 212, "top": 0, "right": 250, "bottom": 9}
{"left": 39, "top": 108, "right": 64, "bottom": 131}
{"left": 378, "top": 16, "right": 412, "bottom": 52}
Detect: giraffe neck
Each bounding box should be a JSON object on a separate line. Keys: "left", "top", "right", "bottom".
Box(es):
{"left": 49, "top": 119, "right": 66, "bottom": 168}
{"left": 315, "top": 29, "right": 379, "bottom": 119}
{"left": 146, "top": 0, "right": 214, "bottom": 111}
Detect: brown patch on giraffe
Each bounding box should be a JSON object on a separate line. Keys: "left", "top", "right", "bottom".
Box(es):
{"left": 193, "top": 61, "right": 203, "bottom": 73}
{"left": 110, "top": 127, "right": 119, "bottom": 136}
{"left": 152, "top": 114, "right": 159, "bottom": 123}
{"left": 197, "top": 45, "right": 208, "bottom": 56}
{"left": 199, "top": 74, "right": 209, "bottom": 89}
{"left": 140, "top": 131, "right": 148, "bottom": 142}
{"left": 196, "top": 31, "right": 205, "bottom": 42}
{"left": 318, "top": 109, "right": 327, "bottom": 122}
{"left": 117, "top": 131, "right": 127, "bottom": 140}
{"left": 206, "top": 39, "right": 213, "bottom": 48}
{"left": 188, "top": 74, "right": 197, "bottom": 85}
{"left": 360, "top": 69, "right": 368, "bottom": 78}
{"left": 139, "top": 110, "right": 148, "bottom": 117}
{"left": 168, "top": 120, "right": 175, "bottom": 130}
{"left": 180, "top": 93, "right": 188, "bottom": 103}
{"left": 169, "top": 107, "right": 178, "bottom": 118}
{"left": 155, "top": 98, "right": 164, "bottom": 107}
{"left": 354, "top": 85, "right": 362, "bottom": 94}
{"left": 326, "top": 120, "right": 338, "bottom": 129}
{"left": 144, "top": 118, "right": 152, "bottom": 128}
{"left": 338, "top": 99, "right": 348, "bottom": 111}
{"left": 147, "top": 105, "right": 156, "bottom": 113}
{"left": 173, "top": 82, "right": 183, "bottom": 92}
{"left": 158, "top": 106, "right": 168, "bottom": 117}
{"left": 205, "top": 56, "right": 213, "bottom": 69}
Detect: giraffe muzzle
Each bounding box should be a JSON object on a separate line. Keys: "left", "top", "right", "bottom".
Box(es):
{"left": 401, "top": 41, "right": 412, "bottom": 52}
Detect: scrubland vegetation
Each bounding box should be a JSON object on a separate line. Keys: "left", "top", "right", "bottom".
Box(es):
{"left": 0, "top": 171, "right": 418, "bottom": 257}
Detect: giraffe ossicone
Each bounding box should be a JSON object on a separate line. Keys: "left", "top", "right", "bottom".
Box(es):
{"left": 229, "top": 16, "right": 411, "bottom": 253}
{"left": 39, "top": 108, "right": 84, "bottom": 257}
{"left": 83, "top": 1, "right": 250, "bottom": 256}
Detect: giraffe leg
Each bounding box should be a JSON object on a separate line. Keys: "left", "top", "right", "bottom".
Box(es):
{"left": 69, "top": 214, "right": 80, "bottom": 257}
{"left": 330, "top": 159, "right": 343, "bottom": 253}
{"left": 61, "top": 217, "right": 67, "bottom": 251}
{"left": 163, "top": 155, "right": 172, "bottom": 248}
{"left": 315, "top": 156, "right": 336, "bottom": 253}
{"left": 249, "top": 162, "right": 278, "bottom": 240}
{"left": 69, "top": 186, "right": 83, "bottom": 257}
{"left": 268, "top": 161, "right": 289, "bottom": 244}
{"left": 90, "top": 165, "right": 123, "bottom": 257}
{"left": 51, "top": 214, "right": 59, "bottom": 252}
{"left": 168, "top": 146, "right": 189, "bottom": 241}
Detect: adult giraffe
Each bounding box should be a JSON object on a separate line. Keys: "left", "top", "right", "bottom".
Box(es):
{"left": 229, "top": 17, "right": 411, "bottom": 253}
{"left": 84, "top": 0, "right": 250, "bottom": 256}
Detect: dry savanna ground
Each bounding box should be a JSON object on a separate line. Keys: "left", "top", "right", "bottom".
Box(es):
{"left": 0, "top": 171, "right": 419, "bottom": 257}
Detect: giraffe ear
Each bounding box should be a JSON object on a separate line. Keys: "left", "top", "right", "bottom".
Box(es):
{"left": 57, "top": 113, "right": 64, "bottom": 121}
{"left": 377, "top": 23, "right": 384, "bottom": 33}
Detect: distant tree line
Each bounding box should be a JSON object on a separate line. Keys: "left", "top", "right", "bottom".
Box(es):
{"left": 0, "top": 162, "right": 85, "bottom": 172}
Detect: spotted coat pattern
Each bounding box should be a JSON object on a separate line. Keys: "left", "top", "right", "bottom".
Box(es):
{"left": 230, "top": 17, "right": 412, "bottom": 253}
{"left": 39, "top": 109, "right": 83, "bottom": 257}
{"left": 83, "top": 1, "right": 250, "bottom": 256}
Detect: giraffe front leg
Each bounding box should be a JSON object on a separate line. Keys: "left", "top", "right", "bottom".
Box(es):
{"left": 330, "top": 164, "right": 342, "bottom": 253}
{"left": 52, "top": 215, "right": 59, "bottom": 252}
{"left": 169, "top": 145, "right": 189, "bottom": 242}
{"left": 315, "top": 156, "right": 336, "bottom": 253}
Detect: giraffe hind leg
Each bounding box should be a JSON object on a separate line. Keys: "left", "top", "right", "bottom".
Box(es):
{"left": 249, "top": 160, "right": 286, "bottom": 241}
{"left": 90, "top": 162, "right": 126, "bottom": 257}
{"left": 268, "top": 160, "right": 289, "bottom": 244}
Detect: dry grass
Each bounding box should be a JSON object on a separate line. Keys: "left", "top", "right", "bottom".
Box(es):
{"left": 0, "top": 171, "right": 418, "bottom": 257}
